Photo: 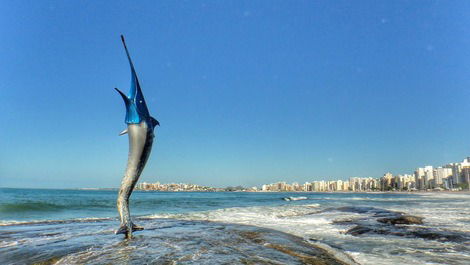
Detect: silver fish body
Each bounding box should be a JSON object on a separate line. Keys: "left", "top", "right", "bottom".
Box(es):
{"left": 116, "top": 121, "right": 155, "bottom": 237}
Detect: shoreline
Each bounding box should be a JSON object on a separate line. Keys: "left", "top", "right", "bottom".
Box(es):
{"left": 134, "top": 189, "right": 470, "bottom": 194}
{"left": 3, "top": 187, "right": 469, "bottom": 194}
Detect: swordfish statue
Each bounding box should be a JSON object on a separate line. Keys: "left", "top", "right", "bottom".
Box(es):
{"left": 115, "top": 35, "right": 159, "bottom": 238}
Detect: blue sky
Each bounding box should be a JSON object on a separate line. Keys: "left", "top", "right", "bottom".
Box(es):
{"left": 0, "top": 1, "right": 469, "bottom": 188}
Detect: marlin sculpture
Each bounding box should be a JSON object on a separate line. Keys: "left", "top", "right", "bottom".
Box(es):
{"left": 115, "top": 35, "right": 159, "bottom": 238}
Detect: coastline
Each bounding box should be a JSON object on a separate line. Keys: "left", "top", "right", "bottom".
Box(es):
{"left": 134, "top": 189, "right": 470, "bottom": 194}
{"left": 2, "top": 186, "right": 469, "bottom": 194}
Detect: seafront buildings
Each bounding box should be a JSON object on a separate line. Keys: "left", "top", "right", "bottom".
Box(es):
{"left": 136, "top": 182, "right": 221, "bottom": 192}
{"left": 261, "top": 157, "right": 470, "bottom": 192}
{"left": 137, "top": 157, "right": 470, "bottom": 192}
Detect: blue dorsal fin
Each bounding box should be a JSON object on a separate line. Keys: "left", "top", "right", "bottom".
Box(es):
{"left": 120, "top": 35, "right": 150, "bottom": 119}
{"left": 115, "top": 87, "right": 130, "bottom": 105}
{"left": 115, "top": 87, "right": 141, "bottom": 124}
{"left": 120, "top": 35, "right": 139, "bottom": 101}
{"left": 120, "top": 35, "right": 137, "bottom": 77}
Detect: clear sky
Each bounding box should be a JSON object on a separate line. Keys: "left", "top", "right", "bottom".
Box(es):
{"left": 0, "top": 0, "right": 469, "bottom": 188}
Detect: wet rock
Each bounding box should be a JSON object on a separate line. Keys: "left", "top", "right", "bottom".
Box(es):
{"left": 330, "top": 206, "right": 469, "bottom": 243}
{"left": 377, "top": 215, "right": 424, "bottom": 225}
{"left": 346, "top": 225, "right": 373, "bottom": 236}
{"left": 340, "top": 220, "right": 467, "bottom": 243}
{"left": 332, "top": 219, "right": 355, "bottom": 225}
{"left": 333, "top": 206, "right": 402, "bottom": 217}
{"left": 335, "top": 206, "right": 377, "bottom": 214}
{"left": 410, "top": 230, "right": 466, "bottom": 242}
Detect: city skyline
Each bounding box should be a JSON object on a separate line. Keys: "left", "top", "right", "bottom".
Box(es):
{"left": 134, "top": 156, "right": 470, "bottom": 191}
{"left": 1, "top": 1, "right": 470, "bottom": 189}
{"left": 2, "top": 154, "right": 469, "bottom": 190}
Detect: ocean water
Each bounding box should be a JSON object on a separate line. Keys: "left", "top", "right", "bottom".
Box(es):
{"left": 0, "top": 188, "right": 469, "bottom": 264}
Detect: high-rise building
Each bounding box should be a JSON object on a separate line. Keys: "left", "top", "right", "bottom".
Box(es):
{"left": 434, "top": 167, "right": 452, "bottom": 187}
{"left": 461, "top": 158, "right": 470, "bottom": 186}
{"left": 414, "top": 168, "right": 426, "bottom": 190}
{"left": 381, "top": 173, "right": 393, "bottom": 190}
{"left": 444, "top": 163, "right": 459, "bottom": 188}
{"left": 424, "top": 166, "right": 434, "bottom": 189}
{"left": 342, "top": 181, "right": 350, "bottom": 191}
{"left": 336, "top": 180, "right": 343, "bottom": 191}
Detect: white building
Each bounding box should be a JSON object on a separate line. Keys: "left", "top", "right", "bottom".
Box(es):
{"left": 434, "top": 167, "right": 453, "bottom": 187}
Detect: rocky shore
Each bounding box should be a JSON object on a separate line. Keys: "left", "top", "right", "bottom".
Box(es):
{"left": 0, "top": 218, "right": 355, "bottom": 265}
{"left": 329, "top": 206, "right": 468, "bottom": 243}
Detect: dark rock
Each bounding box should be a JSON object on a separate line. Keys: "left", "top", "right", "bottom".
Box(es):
{"left": 372, "top": 211, "right": 402, "bottom": 218}
{"left": 334, "top": 206, "right": 403, "bottom": 217}
{"left": 410, "top": 230, "right": 466, "bottom": 242}
{"left": 377, "top": 215, "right": 424, "bottom": 225}
{"left": 345, "top": 224, "right": 467, "bottom": 242}
{"left": 346, "top": 225, "right": 373, "bottom": 235}
{"left": 332, "top": 219, "right": 355, "bottom": 225}
{"left": 330, "top": 206, "right": 468, "bottom": 243}
{"left": 335, "top": 206, "right": 377, "bottom": 214}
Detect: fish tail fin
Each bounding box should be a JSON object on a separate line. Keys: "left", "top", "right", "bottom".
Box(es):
{"left": 115, "top": 224, "right": 129, "bottom": 235}
{"left": 132, "top": 223, "right": 144, "bottom": 231}
{"left": 115, "top": 222, "right": 144, "bottom": 238}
